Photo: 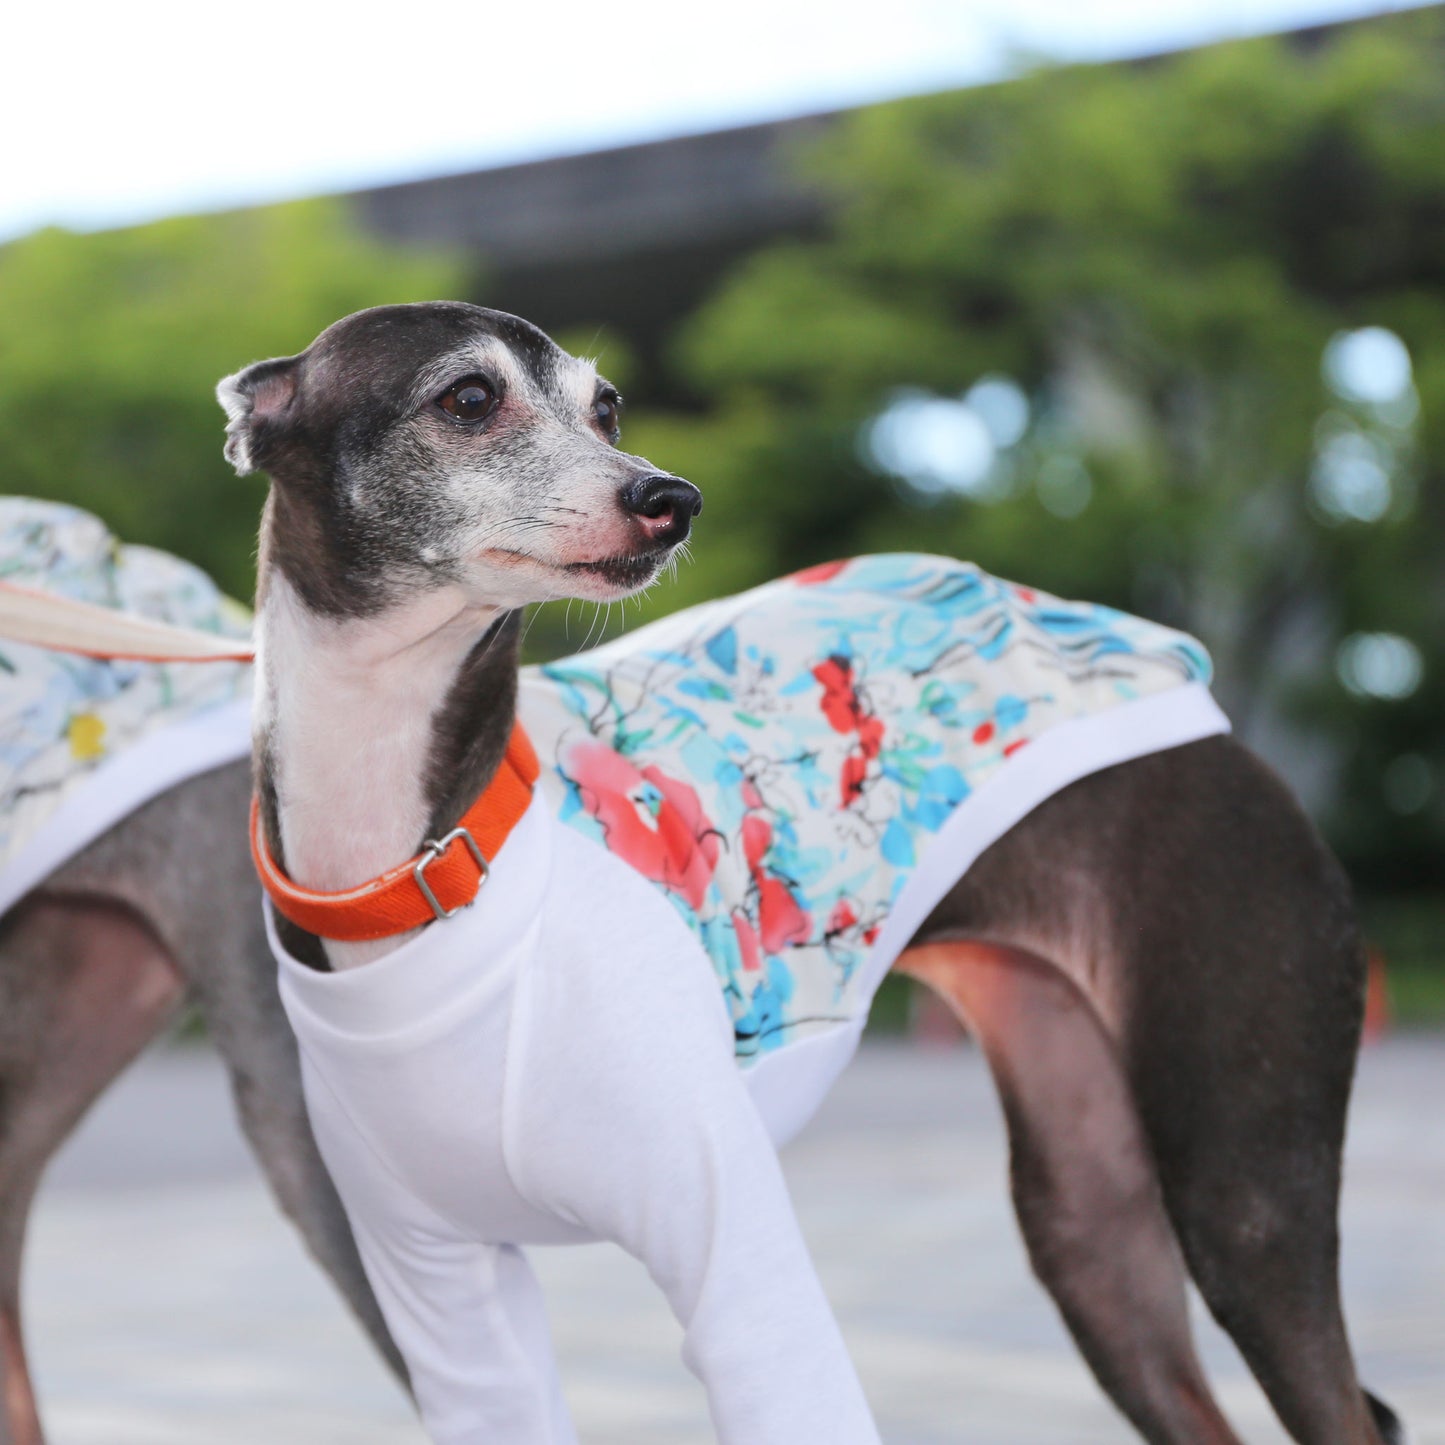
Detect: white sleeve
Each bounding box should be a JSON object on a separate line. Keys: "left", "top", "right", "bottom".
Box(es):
{"left": 299, "top": 1060, "right": 579, "bottom": 1445}
{"left": 506, "top": 834, "right": 882, "bottom": 1445}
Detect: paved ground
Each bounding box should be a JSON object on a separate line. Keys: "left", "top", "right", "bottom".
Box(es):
{"left": 27, "top": 1035, "right": 1445, "bottom": 1444}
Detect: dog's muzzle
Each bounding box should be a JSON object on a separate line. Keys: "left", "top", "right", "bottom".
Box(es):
{"left": 620, "top": 474, "right": 703, "bottom": 547}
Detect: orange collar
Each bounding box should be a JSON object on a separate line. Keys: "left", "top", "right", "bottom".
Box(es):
{"left": 251, "top": 724, "right": 540, "bottom": 943}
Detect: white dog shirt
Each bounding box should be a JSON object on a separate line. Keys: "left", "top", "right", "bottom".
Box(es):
{"left": 272, "top": 556, "right": 1229, "bottom": 1445}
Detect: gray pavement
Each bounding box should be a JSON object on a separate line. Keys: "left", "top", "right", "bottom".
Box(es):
{"left": 27, "top": 1036, "right": 1445, "bottom": 1444}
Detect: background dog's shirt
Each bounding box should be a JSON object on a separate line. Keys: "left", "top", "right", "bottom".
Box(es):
{"left": 0, "top": 498, "right": 251, "bottom": 875}
{"left": 520, "top": 554, "right": 1215, "bottom": 1066}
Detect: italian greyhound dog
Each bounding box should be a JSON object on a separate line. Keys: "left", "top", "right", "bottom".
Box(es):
{"left": 0, "top": 301, "right": 1403, "bottom": 1444}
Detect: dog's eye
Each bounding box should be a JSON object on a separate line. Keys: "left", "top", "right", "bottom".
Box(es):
{"left": 595, "top": 394, "right": 621, "bottom": 440}
{"left": 437, "top": 377, "right": 498, "bottom": 423}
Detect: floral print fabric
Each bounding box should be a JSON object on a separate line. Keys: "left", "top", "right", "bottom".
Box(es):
{"left": 0, "top": 499, "right": 252, "bottom": 870}
{"left": 518, "top": 555, "right": 1212, "bottom": 1063}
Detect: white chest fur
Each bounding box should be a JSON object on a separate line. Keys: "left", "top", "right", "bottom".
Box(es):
{"left": 255, "top": 573, "right": 499, "bottom": 969}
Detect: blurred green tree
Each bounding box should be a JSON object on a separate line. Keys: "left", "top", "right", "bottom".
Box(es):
{"left": 0, "top": 201, "right": 463, "bottom": 599}
{"left": 621, "top": 11, "right": 1445, "bottom": 893}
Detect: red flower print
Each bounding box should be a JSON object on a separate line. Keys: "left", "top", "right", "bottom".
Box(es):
{"left": 812, "top": 656, "right": 862, "bottom": 734}
{"left": 812, "top": 655, "right": 886, "bottom": 808}
{"left": 566, "top": 740, "right": 719, "bottom": 910}
{"left": 826, "top": 896, "right": 879, "bottom": 949}
{"left": 791, "top": 559, "right": 850, "bottom": 586}
{"left": 757, "top": 874, "right": 810, "bottom": 954}
{"left": 740, "top": 813, "right": 771, "bottom": 871}
{"left": 733, "top": 909, "right": 762, "bottom": 973}
{"left": 741, "top": 810, "right": 810, "bottom": 952}
{"left": 858, "top": 715, "right": 884, "bottom": 759}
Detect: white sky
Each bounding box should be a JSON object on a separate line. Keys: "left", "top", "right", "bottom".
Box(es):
{"left": 1, "top": 0, "right": 1429, "bottom": 243}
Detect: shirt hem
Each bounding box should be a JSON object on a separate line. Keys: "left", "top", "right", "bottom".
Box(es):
{"left": 0, "top": 697, "right": 253, "bottom": 919}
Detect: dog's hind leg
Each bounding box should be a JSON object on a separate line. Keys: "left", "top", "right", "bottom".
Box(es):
{"left": 896, "top": 940, "right": 1241, "bottom": 1445}
{"left": 1110, "top": 743, "right": 1393, "bottom": 1445}
{"left": 927, "top": 737, "right": 1395, "bottom": 1444}
{"left": 0, "top": 894, "right": 186, "bottom": 1445}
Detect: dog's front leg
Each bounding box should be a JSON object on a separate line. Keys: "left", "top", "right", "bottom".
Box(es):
{"left": 293, "top": 1056, "right": 579, "bottom": 1445}
{"left": 509, "top": 835, "right": 882, "bottom": 1445}
{"left": 510, "top": 1006, "right": 880, "bottom": 1445}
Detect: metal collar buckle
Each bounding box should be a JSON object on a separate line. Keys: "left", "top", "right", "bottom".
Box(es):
{"left": 413, "top": 826, "right": 490, "bottom": 923}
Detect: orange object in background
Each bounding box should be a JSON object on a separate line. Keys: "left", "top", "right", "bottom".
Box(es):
{"left": 1363, "top": 946, "right": 1392, "bottom": 1043}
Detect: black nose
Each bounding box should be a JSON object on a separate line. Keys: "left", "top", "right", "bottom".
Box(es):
{"left": 620, "top": 473, "right": 703, "bottom": 545}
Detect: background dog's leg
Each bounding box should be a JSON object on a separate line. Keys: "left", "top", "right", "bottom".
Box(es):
{"left": 63, "top": 764, "right": 409, "bottom": 1388}
{"left": 897, "top": 940, "right": 1242, "bottom": 1445}
{"left": 0, "top": 894, "right": 186, "bottom": 1445}
{"left": 189, "top": 934, "right": 411, "bottom": 1389}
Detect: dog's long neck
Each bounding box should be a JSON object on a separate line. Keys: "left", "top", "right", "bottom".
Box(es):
{"left": 254, "top": 546, "right": 522, "bottom": 971}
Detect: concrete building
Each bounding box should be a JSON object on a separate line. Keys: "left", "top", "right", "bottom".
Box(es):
{"left": 354, "top": 114, "right": 836, "bottom": 400}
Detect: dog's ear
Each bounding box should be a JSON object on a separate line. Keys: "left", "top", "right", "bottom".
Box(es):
{"left": 216, "top": 355, "right": 301, "bottom": 475}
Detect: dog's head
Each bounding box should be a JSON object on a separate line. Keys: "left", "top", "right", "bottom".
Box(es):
{"left": 217, "top": 302, "right": 701, "bottom": 616}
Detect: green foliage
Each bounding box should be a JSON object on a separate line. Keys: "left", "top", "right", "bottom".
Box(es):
{"left": 0, "top": 201, "right": 464, "bottom": 598}
{"left": 632, "top": 11, "right": 1445, "bottom": 890}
